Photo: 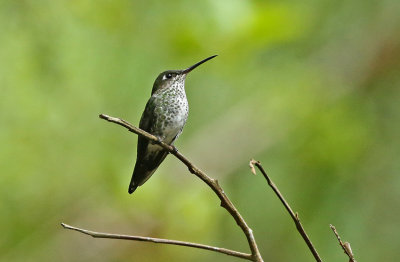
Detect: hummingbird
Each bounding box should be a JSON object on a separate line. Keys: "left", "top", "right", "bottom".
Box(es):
{"left": 128, "top": 55, "right": 217, "bottom": 194}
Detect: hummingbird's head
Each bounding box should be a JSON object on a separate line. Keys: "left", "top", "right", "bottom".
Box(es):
{"left": 151, "top": 55, "right": 217, "bottom": 95}
{"left": 151, "top": 70, "right": 184, "bottom": 95}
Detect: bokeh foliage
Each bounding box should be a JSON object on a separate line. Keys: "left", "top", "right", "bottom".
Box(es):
{"left": 1, "top": 0, "right": 400, "bottom": 261}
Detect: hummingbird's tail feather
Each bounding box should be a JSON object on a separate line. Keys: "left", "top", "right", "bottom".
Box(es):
{"left": 128, "top": 183, "right": 138, "bottom": 194}
{"left": 128, "top": 150, "right": 168, "bottom": 194}
{"left": 128, "top": 164, "right": 154, "bottom": 194}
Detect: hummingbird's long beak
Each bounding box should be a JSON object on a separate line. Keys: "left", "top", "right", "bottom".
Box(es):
{"left": 181, "top": 55, "right": 217, "bottom": 74}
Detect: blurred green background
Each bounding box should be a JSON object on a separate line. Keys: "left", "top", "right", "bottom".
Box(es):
{"left": 1, "top": 0, "right": 400, "bottom": 261}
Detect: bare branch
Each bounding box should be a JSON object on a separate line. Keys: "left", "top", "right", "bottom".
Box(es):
{"left": 61, "top": 223, "right": 252, "bottom": 260}
{"left": 62, "top": 114, "right": 263, "bottom": 261}
{"left": 330, "top": 224, "right": 357, "bottom": 262}
{"left": 249, "top": 160, "right": 322, "bottom": 262}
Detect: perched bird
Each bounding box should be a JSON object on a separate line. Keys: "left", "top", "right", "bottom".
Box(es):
{"left": 129, "top": 55, "right": 217, "bottom": 194}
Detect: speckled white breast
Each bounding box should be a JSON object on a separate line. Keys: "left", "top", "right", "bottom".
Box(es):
{"left": 151, "top": 83, "right": 188, "bottom": 144}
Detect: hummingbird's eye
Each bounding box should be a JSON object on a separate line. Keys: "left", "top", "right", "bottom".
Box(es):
{"left": 162, "top": 73, "right": 174, "bottom": 81}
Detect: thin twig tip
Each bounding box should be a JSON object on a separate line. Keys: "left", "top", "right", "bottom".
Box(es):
{"left": 249, "top": 159, "right": 259, "bottom": 175}
{"left": 330, "top": 224, "right": 356, "bottom": 262}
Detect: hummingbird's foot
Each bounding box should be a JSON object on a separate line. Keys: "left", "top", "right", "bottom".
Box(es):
{"left": 171, "top": 145, "right": 179, "bottom": 154}
{"left": 188, "top": 166, "right": 195, "bottom": 174}
{"left": 153, "top": 136, "right": 163, "bottom": 145}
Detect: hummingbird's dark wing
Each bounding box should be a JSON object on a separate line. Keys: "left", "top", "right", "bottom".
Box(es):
{"left": 128, "top": 98, "right": 168, "bottom": 194}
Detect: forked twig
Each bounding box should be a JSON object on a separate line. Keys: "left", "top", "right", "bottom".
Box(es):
{"left": 61, "top": 114, "right": 263, "bottom": 261}
{"left": 249, "top": 159, "right": 322, "bottom": 262}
